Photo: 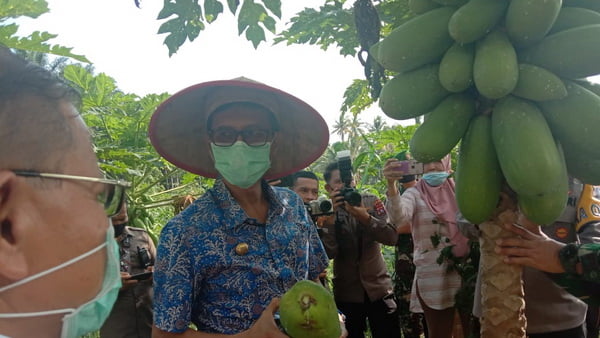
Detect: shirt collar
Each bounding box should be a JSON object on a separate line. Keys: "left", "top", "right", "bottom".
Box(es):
{"left": 211, "top": 179, "right": 286, "bottom": 230}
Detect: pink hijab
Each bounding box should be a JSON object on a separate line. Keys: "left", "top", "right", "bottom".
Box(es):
{"left": 416, "top": 155, "right": 469, "bottom": 257}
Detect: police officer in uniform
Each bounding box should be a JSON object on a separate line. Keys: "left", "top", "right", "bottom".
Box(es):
{"left": 100, "top": 202, "right": 156, "bottom": 338}
{"left": 466, "top": 178, "right": 600, "bottom": 338}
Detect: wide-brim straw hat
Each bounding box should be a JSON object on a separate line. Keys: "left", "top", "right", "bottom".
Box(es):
{"left": 148, "top": 78, "right": 330, "bottom": 179}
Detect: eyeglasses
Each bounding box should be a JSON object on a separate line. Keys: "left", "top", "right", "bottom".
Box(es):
{"left": 208, "top": 127, "right": 274, "bottom": 147}
{"left": 12, "top": 170, "right": 131, "bottom": 217}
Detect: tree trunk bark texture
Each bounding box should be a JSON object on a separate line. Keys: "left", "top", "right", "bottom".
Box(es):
{"left": 479, "top": 195, "right": 527, "bottom": 338}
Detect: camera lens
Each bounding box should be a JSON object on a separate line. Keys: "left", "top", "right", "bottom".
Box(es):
{"left": 319, "top": 199, "right": 332, "bottom": 211}
{"left": 343, "top": 189, "right": 362, "bottom": 207}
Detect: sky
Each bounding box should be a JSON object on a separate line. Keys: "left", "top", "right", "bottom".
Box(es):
{"left": 15, "top": 0, "right": 406, "bottom": 142}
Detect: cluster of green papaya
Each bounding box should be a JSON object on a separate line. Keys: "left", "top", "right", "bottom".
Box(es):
{"left": 370, "top": 0, "right": 600, "bottom": 225}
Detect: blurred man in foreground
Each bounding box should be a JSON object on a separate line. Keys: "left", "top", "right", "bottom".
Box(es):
{"left": 0, "top": 46, "right": 127, "bottom": 337}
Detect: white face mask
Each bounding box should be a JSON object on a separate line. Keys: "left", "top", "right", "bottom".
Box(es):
{"left": 0, "top": 223, "right": 122, "bottom": 338}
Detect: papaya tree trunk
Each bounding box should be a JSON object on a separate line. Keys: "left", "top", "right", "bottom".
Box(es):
{"left": 478, "top": 194, "right": 527, "bottom": 338}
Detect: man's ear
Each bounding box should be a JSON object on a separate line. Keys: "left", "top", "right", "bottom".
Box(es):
{"left": 0, "top": 171, "right": 29, "bottom": 281}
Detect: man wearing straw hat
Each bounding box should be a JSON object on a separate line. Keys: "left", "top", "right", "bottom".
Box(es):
{"left": 149, "top": 78, "right": 334, "bottom": 337}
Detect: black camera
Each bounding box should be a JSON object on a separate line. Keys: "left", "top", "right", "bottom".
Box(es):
{"left": 336, "top": 150, "right": 362, "bottom": 207}
{"left": 305, "top": 197, "right": 334, "bottom": 217}
{"left": 137, "top": 246, "right": 153, "bottom": 269}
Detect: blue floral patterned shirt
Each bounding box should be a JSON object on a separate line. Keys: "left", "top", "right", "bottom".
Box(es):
{"left": 153, "top": 179, "right": 330, "bottom": 334}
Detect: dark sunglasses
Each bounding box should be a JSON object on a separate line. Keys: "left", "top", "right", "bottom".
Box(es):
{"left": 12, "top": 170, "right": 131, "bottom": 217}
{"left": 208, "top": 126, "right": 274, "bottom": 147}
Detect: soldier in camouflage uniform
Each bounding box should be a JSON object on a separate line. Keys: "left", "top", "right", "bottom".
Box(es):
{"left": 100, "top": 202, "right": 156, "bottom": 338}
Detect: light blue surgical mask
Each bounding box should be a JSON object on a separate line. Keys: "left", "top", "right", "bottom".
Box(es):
{"left": 0, "top": 224, "right": 121, "bottom": 338}
{"left": 211, "top": 141, "right": 271, "bottom": 189}
{"left": 422, "top": 171, "right": 450, "bottom": 187}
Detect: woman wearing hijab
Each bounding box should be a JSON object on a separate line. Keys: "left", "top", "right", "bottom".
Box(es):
{"left": 383, "top": 155, "right": 469, "bottom": 338}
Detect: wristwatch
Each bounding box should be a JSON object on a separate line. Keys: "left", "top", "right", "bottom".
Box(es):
{"left": 558, "top": 243, "right": 580, "bottom": 275}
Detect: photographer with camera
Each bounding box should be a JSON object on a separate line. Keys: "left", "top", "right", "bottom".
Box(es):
{"left": 100, "top": 201, "right": 156, "bottom": 338}
{"left": 290, "top": 170, "right": 333, "bottom": 289}
{"left": 320, "top": 152, "right": 400, "bottom": 338}
{"left": 291, "top": 170, "right": 334, "bottom": 230}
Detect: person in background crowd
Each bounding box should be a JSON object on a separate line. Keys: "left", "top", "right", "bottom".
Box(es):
{"left": 319, "top": 160, "right": 401, "bottom": 338}
{"left": 463, "top": 179, "right": 598, "bottom": 338}
{"left": 148, "top": 78, "right": 341, "bottom": 337}
{"left": 290, "top": 170, "right": 319, "bottom": 204}
{"left": 389, "top": 151, "right": 427, "bottom": 338}
{"left": 100, "top": 201, "right": 156, "bottom": 338}
{"left": 290, "top": 170, "right": 331, "bottom": 289}
{"left": 0, "top": 46, "right": 127, "bottom": 337}
{"left": 495, "top": 184, "right": 600, "bottom": 338}
{"left": 383, "top": 155, "right": 470, "bottom": 338}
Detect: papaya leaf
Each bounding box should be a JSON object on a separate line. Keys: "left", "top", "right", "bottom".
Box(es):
{"left": 156, "top": 1, "right": 177, "bottom": 19}
{"left": 173, "top": 0, "right": 195, "bottom": 16}
{"left": 226, "top": 0, "right": 240, "bottom": 14}
{"left": 185, "top": 20, "right": 204, "bottom": 41}
{"left": 204, "top": 0, "right": 224, "bottom": 23}
{"left": 262, "top": 0, "right": 281, "bottom": 18}
{"left": 0, "top": 0, "right": 49, "bottom": 19}
{"left": 91, "top": 73, "right": 118, "bottom": 106}
{"left": 158, "top": 17, "right": 184, "bottom": 34}
{"left": 274, "top": 3, "right": 358, "bottom": 57}
{"left": 0, "top": 28, "right": 90, "bottom": 62}
{"left": 341, "top": 79, "right": 374, "bottom": 115}
{"left": 63, "top": 64, "right": 94, "bottom": 92}
{"left": 181, "top": 172, "right": 200, "bottom": 185}
{"left": 353, "top": 151, "right": 368, "bottom": 169}
{"left": 0, "top": 24, "right": 19, "bottom": 39}
{"left": 164, "top": 30, "right": 187, "bottom": 56}
{"left": 237, "top": 0, "right": 258, "bottom": 35}
{"left": 262, "top": 15, "right": 276, "bottom": 34}
{"left": 245, "top": 24, "right": 265, "bottom": 48}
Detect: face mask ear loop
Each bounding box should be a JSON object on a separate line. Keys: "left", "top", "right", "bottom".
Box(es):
{"left": 0, "top": 308, "right": 76, "bottom": 319}
{"left": 0, "top": 242, "right": 107, "bottom": 294}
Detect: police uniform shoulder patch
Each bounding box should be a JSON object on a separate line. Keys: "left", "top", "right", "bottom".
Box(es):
{"left": 591, "top": 204, "right": 600, "bottom": 217}
{"left": 555, "top": 226, "right": 569, "bottom": 240}
{"left": 576, "top": 184, "right": 600, "bottom": 232}
{"left": 373, "top": 198, "right": 387, "bottom": 217}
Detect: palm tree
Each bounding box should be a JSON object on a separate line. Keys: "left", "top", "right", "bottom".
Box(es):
{"left": 332, "top": 113, "right": 353, "bottom": 143}
{"left": 367, "top": 115, "right": 387, "bottom": 133}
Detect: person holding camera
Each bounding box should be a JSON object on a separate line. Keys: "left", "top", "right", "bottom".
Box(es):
{"left": 383, "top": 154, "right": 470, "bottom": 338}
{"left": 290, "top": 170, "right": 332, "bottom": 289}
{"left": 319, "top": 158, "right": 401, "bottom": 338}
{"left": 100, "top": 201, "right": 156, "bottom": 338}
{"left": 391, "top": 151, "right": 427, "bottom": 338}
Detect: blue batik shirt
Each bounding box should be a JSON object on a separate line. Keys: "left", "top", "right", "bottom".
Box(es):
{"left": 153, "top": 179, "right": 330, "bottom": 334}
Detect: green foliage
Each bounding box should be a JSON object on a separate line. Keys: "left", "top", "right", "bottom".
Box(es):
{"left": 152, "top": 0, "right": 414, "bottom": 115}
{"left": 274, "top": 1, "right": 357, "bottom": 56}
{"left": 436, "top": 240, "right": 481, "bottom": 318}
{"left": 157, "top": 0, "right": 282, "bottom": 55}
{"left": 0, "top": 0, "right": 89, "bottom": 62}
{"left": 62, "top": 64, "right": 211, "bottom": 239}
{"left": 341, "top": 79, "right": 374, "bottom": 115}
{"left": 0, "top": 0, "right": 48, "bottom": 19}
{"left": 311, "top": 123, "right": 419, "bottom": 199}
